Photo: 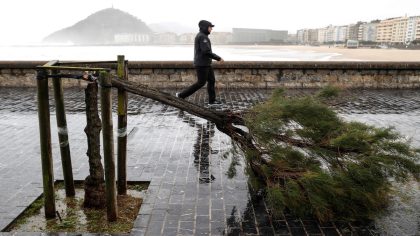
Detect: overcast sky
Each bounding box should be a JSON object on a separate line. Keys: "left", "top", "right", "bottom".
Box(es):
{"left": 0, "top": 0, "right": 418, "bottom": 45}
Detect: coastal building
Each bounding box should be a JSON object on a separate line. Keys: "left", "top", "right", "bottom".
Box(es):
{"left": 178, "top": 33, "right": 195, "bottom": 44}
{"left": 308, "top": 29, "right": 319, "bottom": 44}
{"left": 210, "top": 32, "right": 233, "bottom": 45}
{"left": 287, "top": 34, "right": 297, "bottom": 43}
{"left": 391, "top": 17, "right": 408, "bottom": 43}
{"left": 406, "top": 16, "right": 420, "bottom": 43}
{"left": 376, "top": 18, "right": 394, "bottom": 42}
{"left": 297, "top": 29, "right": 305, "bottom": 44}
{"left": 152, "top": 32, "right": 178, "bottom": 44}
{"left": 296, "top": 29, "right": 317, "bottom": 44}
{"left": 358, "top": 22, "right": 378, "bottom": 42}
{"left": 114, "top": 33, "right": 151, "bottom": 44}
{"left": 317, "top": 28, "right": 327, "bottom": 43}
{"left": 347, "top": 23, "right": 363, "bottom": 41}
{"left": 232, "top": 28, "right": 288, "bottom": 44}
{"left": 376, "top": 17, "right": 406, "bottom": 43}
{"left": 325, "top": 25, "right": 335, "bottom": 43}
{"left": 332, "top": 25, "right": 348, "bottom": 42}
{"left": 417, "top": 19, "right": 420, "bottom": 40}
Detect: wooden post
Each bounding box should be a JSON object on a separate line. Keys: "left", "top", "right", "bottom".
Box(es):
{"left": 52, "top": 70, "right": 75, "bottom": 197}
{"left": 36, "top": 69, "right": 56, "bottom": 218}
{"left": 99, "top": 71, "right": 118, "bottom": 221}
{"left": 117, "top": 55, "right": 128, "bottom": 195}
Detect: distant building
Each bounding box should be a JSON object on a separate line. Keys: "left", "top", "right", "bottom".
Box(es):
{"left": 287, "top": 34, "right": 297, "bottom": 43}
{"left": 347, "top": 23, "right": 363, "bottom": 41}
{"left": 308, "top": 29, "right": 319, "bottom": 44}
{"left": 332, "top": 25, "right": 348, "bottom": 42}
{"left": 358, "top": 22, "right": 378, "bottom": 42}
{"left": 178, "top": 33, "right": 195, "bottom": 44}
{"left": 297, "top": 29, "right": 305, "bottom": 44}
{"left": 417, "top": 19, "right": 420, "bottom": 40}
{"left": 232, "top": 28, "right": 288, "bottom": 44}
{"left": 376, "top": 16, "right": 412, "bottom": 43}
{"left": 296, "top": 29, "right": 316, "bottom": 44}
{"left": 377, "top": 18, "right": 395, "bottom": 42}
{"left": 296, "top": 14, "right": 420, "bottom": 46}
{"left": 324, "top": 25, "right": 335, "bottom": 43}
{"left": 152, "top": 32, "right": 178, "bottom": 44}
{"left": 210, "top": 32, "right": 233, "bottom": 44}
{"left": 114, "top": 33, "right": 151, "bottom": 44}
{"left": 317, "top": 27, "right": 328, "bottom": 43}
{"left": 392, "top": 17, "right": 408, "bottom": 43}
{"left": 406, "top": 16, "right": 420, "bottom": 43}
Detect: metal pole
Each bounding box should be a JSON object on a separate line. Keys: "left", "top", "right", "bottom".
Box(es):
{"left": 117, "top": 55, "right": 128, "bottom": 195}
{"left": 99, "top": 71, "right": 118, "bottom": 221}
{"left": 36, "top": 69, "right": 56, "bottom": 218}
{"left": 52, "top": 70, "right": 75, "bottom": 197}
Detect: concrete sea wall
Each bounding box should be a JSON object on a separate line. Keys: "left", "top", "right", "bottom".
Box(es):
{"left": 0, "top": 61, "right": 419, "bottom": 88}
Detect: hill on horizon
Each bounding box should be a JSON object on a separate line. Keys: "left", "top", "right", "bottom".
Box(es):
{"left": 43, "top": 8, "right": 152, "bottom": 45}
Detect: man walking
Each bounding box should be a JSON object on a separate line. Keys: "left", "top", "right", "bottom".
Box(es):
{"left": 177, "top": 20, "right": 224, "bottom": 104}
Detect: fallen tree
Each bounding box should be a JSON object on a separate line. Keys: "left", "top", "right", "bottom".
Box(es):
{"left": 111, "top": 78, "right": 419, "bottom": 221}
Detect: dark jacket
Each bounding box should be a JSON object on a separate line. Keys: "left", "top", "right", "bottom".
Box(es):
{"left": 194, "top": 21, "right": 221, "bottom": 67}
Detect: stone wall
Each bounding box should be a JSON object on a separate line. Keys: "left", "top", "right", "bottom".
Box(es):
{"left": 0, "top": 61, "right": 419, "bottom": 88}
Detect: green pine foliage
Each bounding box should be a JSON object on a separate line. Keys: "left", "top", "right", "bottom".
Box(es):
{"left": 244, "top": 88, "right": 420, "bottom": 221}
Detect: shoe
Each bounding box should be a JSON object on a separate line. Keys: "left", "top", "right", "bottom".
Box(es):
{"left": 176, "top": 92, "right": 180, "bottom": 98}
{"left": 208, "top": 100, "right": 222, "bottom": 105}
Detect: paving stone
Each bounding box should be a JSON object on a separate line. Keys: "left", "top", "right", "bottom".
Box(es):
{"left": 133, "top": 215, "right": 151, "bottom": 229}
{"left": 161, "top": 226, "right": 178, "bottom": 236}
{"left": 196, "top": 204, "right": 209, "bottom": 216}
{"left": 150, "top": 210, "right": 166, "bottom": 222}
{"left": 178, "top": 221, "right": 194, "bottom": 235}
{"left": 320, "top": 227, "right": 340, "bottom": 236}
{"left": 144, "top": 220, "right": 163, "bottom": 236}
{"left": 196, "top": 215, "right": 210, "bottom": 229}
{"left": 242, "top": 221, "right": 258, "bottom": 234}
{"left": 290, "top": 227, "right": 307, "bottom": 235}
{"left": 0, "top": 88, "right": 419, "bottom": 235}
{"left": 272, "top": 220, "right": 290, "bottom": 235}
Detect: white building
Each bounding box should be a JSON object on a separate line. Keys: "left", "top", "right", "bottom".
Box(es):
{"left": 406, "top": 16, "right": 420, "bottom": 43}
{"left": 317, "top": 28, "right": 327, "bottom": 43}
{"left": 297, "top": 29, "right": 305, "bottom": 44}
{"left": 114, "top": 33, "right": 151, "bottom": 44}
{"left": 178, "top": 33, "right": 195, "bottom": 44}
{"left": 333, "top": 25, "right": 348, "bottom": 42}
{"left": 325, "top": 25, "right": 335, "bottom": 42}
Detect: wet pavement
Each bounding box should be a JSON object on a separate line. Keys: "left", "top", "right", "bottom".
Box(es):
{"left": 0, "top": 87, "right": 419, "bottom": 236}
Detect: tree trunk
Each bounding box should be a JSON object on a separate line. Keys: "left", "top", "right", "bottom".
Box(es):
{"left": 110, "top": 78, "right": 269, "bottom": 179}
{"left": 83, "top": 82, "right": 106, "bottom": 208}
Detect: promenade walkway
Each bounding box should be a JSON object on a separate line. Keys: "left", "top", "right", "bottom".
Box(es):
{"left": 0, "top": 88, "right": 418, "bottom": 235}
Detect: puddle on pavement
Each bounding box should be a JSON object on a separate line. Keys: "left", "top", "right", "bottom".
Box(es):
{"left": 6, "top": 183, "right": 148, "bottom": 233}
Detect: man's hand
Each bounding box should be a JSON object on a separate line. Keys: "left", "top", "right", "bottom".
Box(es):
{"left": 219, "top": 58, "right": 225, "bottom": 63}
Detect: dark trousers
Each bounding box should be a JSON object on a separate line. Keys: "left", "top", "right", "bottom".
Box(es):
{"left": 179, "top": 67, "right": 216, "bottom": 103}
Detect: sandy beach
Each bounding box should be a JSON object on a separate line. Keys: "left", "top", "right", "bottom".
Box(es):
{"left": 280, "top": 45, "right": 420, "bottom": 61}
{"left": 0, "top": 44, "right": 418, "bottom": 61}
